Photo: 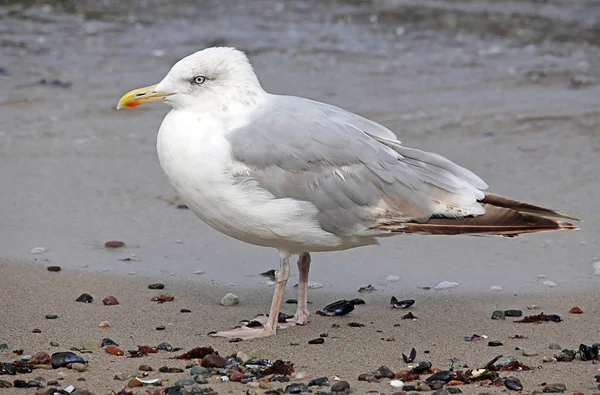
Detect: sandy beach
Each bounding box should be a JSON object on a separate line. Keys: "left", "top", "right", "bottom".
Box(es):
{"left": 2, "top": 0, "right": 600, "bottom": 394}
{"left": 1, "top": 259, "right": 600, "bottom": 394}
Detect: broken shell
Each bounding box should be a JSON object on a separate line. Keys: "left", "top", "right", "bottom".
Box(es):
{"left": 316, "top": 300, "right": 354, "bottom": 316}
{"left": 390, "top": 297, "right": 415, "bottom": 309}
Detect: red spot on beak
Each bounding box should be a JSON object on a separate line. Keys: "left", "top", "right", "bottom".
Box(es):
{"left": 124, "top": 100, "right": 139, "bottom": 108}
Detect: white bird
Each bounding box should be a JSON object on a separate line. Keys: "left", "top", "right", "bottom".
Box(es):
{"left": 117, "top": 47, "right": 579, "bottom": 340}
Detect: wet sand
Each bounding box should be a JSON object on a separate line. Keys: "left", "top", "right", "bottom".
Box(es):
{"left": 1, "top": 259, "right": 599, "bottom": 394}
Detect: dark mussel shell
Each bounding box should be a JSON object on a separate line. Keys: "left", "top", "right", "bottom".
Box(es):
{"left": 547, "top": 314, "right": 562, "bottom": 322}
{"left": 425, "top": 370, "right": 452, "bottom": 383}
{"left": 316, "top": 300, "right": 354, "bottom": 316}
{"left": 504, "top": 378, "right": 523, "bottom": 391}
{"left": 51, "top": 352, "right": 85, "bottom": 369}
{"left": 411, "top": 361, "right": 432, "bottom": 374}
{"left": 390, "top": 297, "right": 415, "bottom": 309}
{"left": 1, "top": 362, "right": 16, "bottom": 375}
{"left": 402, "top": 347, "right": 417, "bottom": 363}
{"left": 579, "top": 343, "right": 599, "bottom": 361}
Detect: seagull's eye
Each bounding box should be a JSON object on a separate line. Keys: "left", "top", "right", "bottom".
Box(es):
{"left": 192, "top": 76, "right": 206, "bottom": 85}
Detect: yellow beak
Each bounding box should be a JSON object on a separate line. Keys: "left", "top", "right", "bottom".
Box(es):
{"left": 116, "top": 84, "right": 171, "bottom": 109}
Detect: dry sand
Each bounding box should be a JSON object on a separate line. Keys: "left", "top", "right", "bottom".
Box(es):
{"left": 1, "top": 259, "right": 599, "bottom": 394}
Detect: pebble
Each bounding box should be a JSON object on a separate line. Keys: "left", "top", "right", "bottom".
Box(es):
{"left": 157, "top": 342, "right": 173, "bottom": 351}
{"left": 101, "top": 338, "right": 118, "bottom": 347}
{"left": 374, "top": 365, "right": 395, "bottom": 379}
{"left": 521, "top": 347, "right": 538, "bottom": 356}
{"left": 83, "top": 341, "right": 100, "bottom": 350}
{"left": 127, "top": 378, "right": 143, "bottom": 388}
{"left": 105, "top": 345, "right": 125, "bottom": 356}
{"left": 99, "top": 321, "right": 110, "bottom": 328}
{"left": 104, "top": 240, "right": 125, "bottom": 248}
{"left": 174, "top": 377, "right": 196, "bottom": 387}
{"left": 0, "top": 344, "right": 7, "bottom": 349}
{"left": 114, "top": 372, "right": 133, "bottom": 381}
{"left": 47, "top": 265, "right": 61, "bottom": 272}
{"left": 308, "top": 338, "right": 325, "bottom": 344}
{"left": 75, "top": 293, "right": 93, "bottom": 303}
{"left": 230, "top": 371, "right": 245, "bottom": 382}
{"left": 180, "top": 308, "right": 192, "bottom": 313}
{"left": 434, "top": 281, "right": 459, "bottom": 290}
{"left": 220, "top": 293, "right": 240, "bottom": 306}
{"left": 71, "top": 363, "right": 87, "bottom": 372}
{"left": 491, "top": 310, "right": 505, "bottom": 320}
{"left": 308, "top": 377, "right": 329, "bottom": 387}
{"left": 148, "top": 283, "right": 165, "bottom": 290}
{"left": 30, "top": 247, "right": 48, "bottom": 254}
{"left": 237, "top": 351, "right": 252, "bottom": 364}
{"left": 156, "top": 324, "right": 166, "bottom": 331}
{"left": 201, "top": 354, "right": 225, "bottom": 368}
{"left": 488, "top": 340, "right": 503, "bottom": 347}
{"left": 190, "top": 365, "right": 209, "bottom": 376}
{"left": 494, "top": 356, "right": 520, "bottom": 368}
{"left": 0, "top": 380, "right": 11, "bottom": 388}
{"left": 549, "top": 343, "right": 562, "bottom": 350}
{"left": 358, "top": 373, "right": 376, "bottom": 382}
{"left": 45, "top": 314, "right": 58, "bottom": 320}
{"left": 543, "top": 383, "right": 567, "bottom": 393}
{"left": 569, "top": 306, "right": 583, "bottom": 314}
{"left": 390, "top": 379, "right": 404, "bottom": 387}
{"left": 285, "top": 383, "right": 309, "bottom": 393}
{"left": 102, "top": 296, "right": 119, "bottom": 306}
{"left": 331, "top": 380, "right": 350, "bottom": 392}
{"left": 139, "top": 365, "right": 153, "bottom": 372}
{"left": 504, "top": 309, "right": 522, "bottom": 317}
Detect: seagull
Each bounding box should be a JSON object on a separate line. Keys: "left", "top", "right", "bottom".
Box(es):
{"left": 117, "top": 47, "right": 579, "bottom": 340}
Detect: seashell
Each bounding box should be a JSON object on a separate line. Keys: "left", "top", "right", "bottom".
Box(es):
{"left": 50, "top": 352, "right": 85, "bottom": 369}
{"left": 316, "top": 300, "right": 355, "bottom": 316}
{"left": 391, "top": 297, "right": 415, "bottom": 309}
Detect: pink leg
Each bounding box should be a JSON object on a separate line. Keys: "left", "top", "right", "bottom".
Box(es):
{"left": 294, "top": 252, "right": 311, "bottom": 325}
{"left": 212, "top": 251, "right": 291, "bottom": 340}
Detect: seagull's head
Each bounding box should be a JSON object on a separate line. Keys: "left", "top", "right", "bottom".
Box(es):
{"left": 117, "top": 47, "right": 263, "bottom": 112}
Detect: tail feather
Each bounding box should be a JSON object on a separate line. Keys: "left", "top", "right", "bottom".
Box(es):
{"left": 378, "top": 203, "right": 579, "bottom": 237}
{"left": 481, "top": 193, "right": 581, "bottom": 221}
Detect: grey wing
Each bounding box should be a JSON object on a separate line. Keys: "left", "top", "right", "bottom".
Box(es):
{"left": 228, "top": 95, "right": 488, "bottom": 236}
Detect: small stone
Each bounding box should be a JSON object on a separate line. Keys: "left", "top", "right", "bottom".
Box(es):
{"left": 504, "top": 309, "right": 522, "bottom": 317}
{"left": 201, "top": 354, "right": 225, "bottom": 368}
{"left": 488, "top": 340, "right": 503, "bottom": 347}
{"left": 554, "top": 349, "right": 576, "bottom": 362}
{"left": 0, "top": 344, "right": 8, "bottom": 349}
{"left": 45, "top": 314, "right": 58, "bottom": 320}
{"left": 157, "top": 342, "right": 172, "bottom": 351}
{"left": 139, "top": 365, "right": 153, "bottom": 372}
{"left": 569, "top": 306, "right": 583, "bottom": 314}
{"left": 190, "top": 365, "right": 209, "bottom": 375}
{"left": 390, "top": 379, "right": 404, "bottom": 387}
{"left": 0, "top": 380, "right": 12, "bottom": 388}
{"left": 543, "top": 383, "right": 566, "bottom": 393}
{"left": 521, "top": 347, "right": 538, "bottom": 356}
{"left": 126, "top": 378, "right": 143, "bottom": 388}
{"left": 50, "top": 341, "right": 59, "bottom": 347}
{"left": 308, "top": 377, "right": 329, "bottom": 387}
{"left": 230, "top": 371, "right": 245, "bottom": 382}
{"left": 83, "top": 341, "right": 100, "bottom": 350}
{"left": 101, "top": 338, "right": 118, "bottom": 347}
{"left": 331, "top": 380, "right": 350, "bottom": 392}
{"left": 75, "top": 293, "right": 93, "bottom": 303}
{"left": 71, "top": 363, "right": 87, "bottom": 372}
{"left": 308, "top": 338, "right": 324, "bottom": 344}
{"left": 358, "top": 373, "right": 377, "bottom": 382}
{"left": 99, "top": 321, "right": 110, "bottom": 328}
{"left": 32, "top": 329, "right": 41, "bottom": 333}
{"left": 374, "top": 365, "right": 395, "bottom": 379}
{"left": 156, "top": 324, "right": 166, "bottom": 331}
{"left": 174, "top": 376, "right": 196, "bottom": 387}
{"left": 105, "top": 345, "right": 125, "bottom": 356}
{"left": 220, "top": 293, "right": 240, "bottom": 306}
{"left": 180, "top": 308, "right": 191, "bottom": 313}
{"left": 237, "top": 351, "right": 252, "bottom": 364}
{"left": 102, "top": 296, "right": 119, "bottom": 305}
{"left": 285, "top": 383, "right": 309, "bottom": 393}
{"left": 148, "top": 283, "right": 165, "bottom": 290}
{"left": 417, "top": 383, "right": 432, "bottom": 391}
{"left": 549, "top": 343, "right": 562, "bottom": 350}
{"left": 447, "top": 387, "right": 463, "bottom": 394}
{"left": 104, "top": 240, "right": 125, "bottom": 248}
{"left": 47, "top": 265, "right": 61, "bottom": 272}
{"left": 114, "top": 372, "right": 132, "bottom": 381}
{"left": 491, "top": 310, "right": 505, "bottom": 320}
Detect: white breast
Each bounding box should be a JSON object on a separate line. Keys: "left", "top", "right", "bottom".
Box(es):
{"left": 156, "top": 109, "right": 343, "bottom": 252}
